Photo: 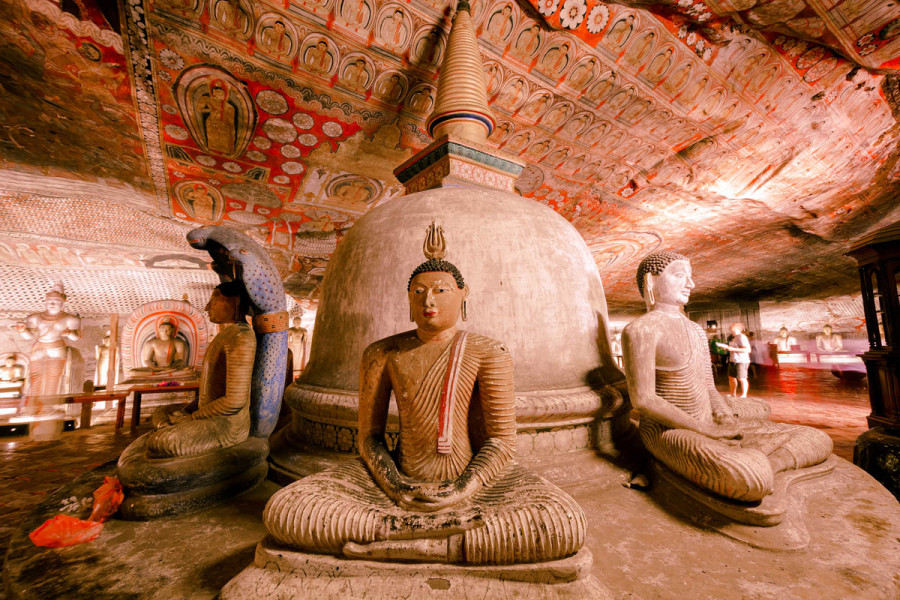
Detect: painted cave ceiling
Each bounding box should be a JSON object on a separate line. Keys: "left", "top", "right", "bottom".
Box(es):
{"left": 2, "top": 0, "right": 900, "bottom": 312}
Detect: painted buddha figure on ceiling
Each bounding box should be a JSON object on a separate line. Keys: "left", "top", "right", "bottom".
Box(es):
{"left": 264, "top": 224, "right": 585, "bottom": 564}
{"left": 622, "top": 251, "right": 832, "bottom": 502}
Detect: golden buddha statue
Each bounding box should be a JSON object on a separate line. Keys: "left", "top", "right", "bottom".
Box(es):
{"left": 264, "top": 224, "right": 585, "bottom": 564}
{"left": 622, "top": 251, "right": 832, "bottom": 502}
{"left": 146, "top": 282, "right": 255, "bottom": 457}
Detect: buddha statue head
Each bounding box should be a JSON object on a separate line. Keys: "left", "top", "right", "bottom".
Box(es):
{"left": 44, "top": 282, "right": 67, "bottom": 315}
{"left": 779, "top": 326, "right": 789, "bottom": 338}
{"left": 407, "top": 223, "right": 469, "bottom": 334}
{"left": 206, "top": 281, "right": 250, "bottom": 324}
{"left": 158, "top": 319, "right": 177, "bottom": 341}
{"left": 636, "top": 251, "right": 692, "bottom": 310}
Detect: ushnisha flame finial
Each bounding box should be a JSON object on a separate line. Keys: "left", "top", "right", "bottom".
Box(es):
{"left": 423, "top": 221, "right": 447, "bottom": 261}
{"left": 425, "top": 0, "right": 494, "bottom": 143}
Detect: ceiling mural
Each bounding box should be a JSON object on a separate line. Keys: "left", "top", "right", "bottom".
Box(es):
{"left": 2, "top": 0, "right": 900, "bottom": 311}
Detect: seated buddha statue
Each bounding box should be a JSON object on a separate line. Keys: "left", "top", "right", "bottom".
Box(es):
{"left": 0, "top": 356, "right": 26, "bottom": 396}
{"left": 146, "top": 282, "right": 255, "bottom": 457}
{"left": 264, "top": 224, "right": 586, "bottom": 564}
{"left": 118, "top": 280, "right": 269, "bottom": 518}
{"left": 622, "top": 251, "right": 832, "bottom": 503}
{"left": 136, "top": 320, "right": 188, "bottom": 372}
{"left": 816, "top": 324, "right": 843, "bottom": 353}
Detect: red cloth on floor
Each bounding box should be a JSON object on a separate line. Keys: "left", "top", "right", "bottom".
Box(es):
{"left": 29, "top": 476, "right": 124, "bottom": 547}
{"left": 29, "top": 515, "right": 104, "bottom": 548}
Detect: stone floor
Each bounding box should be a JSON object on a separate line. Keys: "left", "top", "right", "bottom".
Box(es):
{"left": 0, "top": 368, "right": 876, "bottom": 599}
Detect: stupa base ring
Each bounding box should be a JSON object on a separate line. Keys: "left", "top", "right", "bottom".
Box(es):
{"left": 268, "top": 382, "right": 635, "bottom": 485}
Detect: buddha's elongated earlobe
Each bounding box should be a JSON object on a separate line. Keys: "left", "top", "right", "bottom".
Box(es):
{"left": 644, "top": 273, "right": 655, "bottom": 309}
{"left": 410, "top": 304, "right": 415, "bottom": 323}
{"left": 461, "top": 300, "right": 468, "bottom": 321}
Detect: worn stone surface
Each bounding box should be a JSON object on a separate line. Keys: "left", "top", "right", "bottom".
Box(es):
{"left": 220, "top": 542, "right": 611, "bottom": 600}
{"left": 4, "top": 455, "right": 899, "bottom": 599}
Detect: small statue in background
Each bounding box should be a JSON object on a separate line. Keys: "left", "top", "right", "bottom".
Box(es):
{"left": 16, "top": 282, "right": 82, "bottom": 396}
{"left": 0, "top": 356, "right": 25, "bottom": 384}
{"left": 93, "top": 328, "right": 119, "bottom": 388}
{"left": 774, "top": 326, "right": 798, "bottom": 352}
{"left": 264, "top": 223, "right": 586, "bottom": 564}
{"left": 137, "top": 319, "right": 188, "bottom": 372}
{"left": 288, "top": 316, "right": 307, "bottom": 374}
{"left": 622, "top": 251, "right": 832, "bottom": 502}
{"left": 816, "top": 324, "right": 843, "bottom": 352}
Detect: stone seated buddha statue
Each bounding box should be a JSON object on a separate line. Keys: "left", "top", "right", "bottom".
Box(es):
{"left": 118, "top": 281, "right": 268, "bottom": 519}
{"left": 622, "top": 251, "right": 834, "bottom": 549}
{"left": 132, "top": 319, "right": 189, "bottom": 374}
{"left": 0, "top": 356, "right": 26, "bottom": 398}
{"left": 223, "top": 226, "right": 605, "bottom": 598}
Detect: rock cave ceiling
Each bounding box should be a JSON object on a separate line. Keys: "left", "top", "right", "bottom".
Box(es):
{"left": 2, "top": 0, "right": 900, "bottom": 313}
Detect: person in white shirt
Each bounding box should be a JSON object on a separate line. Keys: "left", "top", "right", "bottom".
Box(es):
{"left": 718, "top": 323, "right": 751, "bottom": 398}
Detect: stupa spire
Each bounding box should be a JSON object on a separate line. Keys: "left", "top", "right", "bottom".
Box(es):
{"left": 425, "top": 0, "right": 494, "bottom": 144}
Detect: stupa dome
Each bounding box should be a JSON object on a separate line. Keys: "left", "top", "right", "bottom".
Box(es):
{"left": 269, "top": 0, "right": 627, "bottom": 480}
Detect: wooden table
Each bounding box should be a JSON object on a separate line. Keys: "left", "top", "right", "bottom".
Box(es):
{"left": 116, "top": 382, "right": 201, "bottom": 433}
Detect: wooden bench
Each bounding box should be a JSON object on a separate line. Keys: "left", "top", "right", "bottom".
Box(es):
{"left": 17, "top": 391, "right": 130, "bottom": 429}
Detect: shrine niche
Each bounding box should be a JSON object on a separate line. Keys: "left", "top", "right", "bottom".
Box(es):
{"left": 120, "top": 300, "right": 210, "bottom": 382}
{"left": 174, "top": 66, "right": 257, "bottom": 159}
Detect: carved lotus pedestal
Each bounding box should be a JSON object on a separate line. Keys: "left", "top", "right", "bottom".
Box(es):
{"left": 220, "top": 538, "right": 611, "bottom": 600}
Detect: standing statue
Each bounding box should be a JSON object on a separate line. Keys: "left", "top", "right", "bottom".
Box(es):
{"left": 264, "top": 224, "right": 586, "bottom": 564}
{"left": 94, "top": 328, "right": 119, "bottom": 388}
{"left": 16, "top": 282, "right": 82, "bottom": 396}
{"left": 118, "top": 226, "right": 289, "bottom": 519}
{"left": 288, "top": 316, "right": 307, "bottom": 375}
{"left": 816, "top": 324, "right": 843, "bottom": 352}
{"left": 622, "top": 251, "right": 832, "bottom": 503}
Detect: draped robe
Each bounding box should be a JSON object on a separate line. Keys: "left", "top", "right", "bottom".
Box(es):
{"left": 635, "top": 313, "right": 832, "bottom": 502}
{"left": 264, "top": 331, "right": 585, "bottom": 564}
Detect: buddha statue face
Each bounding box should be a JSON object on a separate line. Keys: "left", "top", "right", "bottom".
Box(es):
{"left": 205, "top": 288, "right": 241, "bottom": 324}
{"left": 408, "top": 271, "right": 467, "bottom": 333}
{"left": 649, "top": 259, "right": 694, "bottom": 308}
{"left": 159, "top": 322, "right": 176, "bottom": 340}
{"left": 779, "top": 327, "right": 789, "bottom": 338}
{"left": 823, "top": 325, "right": 832, "bottom": 335}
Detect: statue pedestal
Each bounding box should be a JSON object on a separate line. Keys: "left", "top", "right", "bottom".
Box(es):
{"left": 854, "top": 427, "right": 900, "bottom": 500}
{"left": 220, "top": 539, "right": 611, "bottom": 600}
{"left": 117, "top": 435, "right": 269, "bottom": 519}
{"left": 648, "top": 456, "right": 836, "bottom": 551}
